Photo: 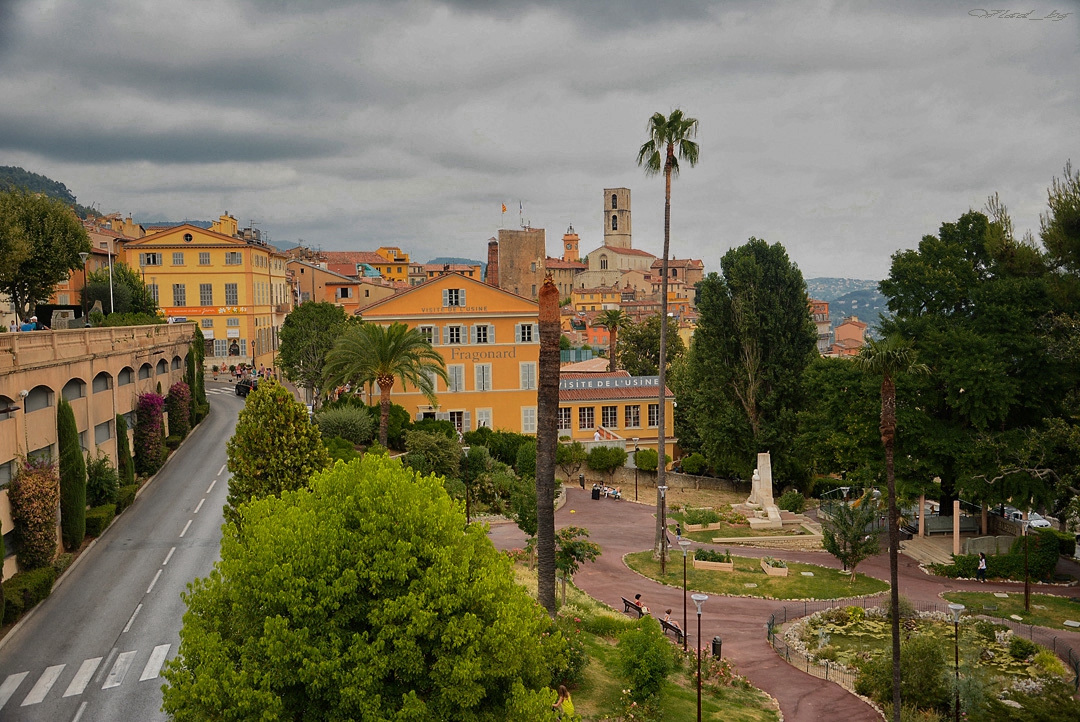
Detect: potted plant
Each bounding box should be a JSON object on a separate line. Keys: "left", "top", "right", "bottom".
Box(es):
{"left": 693, "top": 547, "right": 734, "bottom": 572}
{"left": 212, "top": 364, "right": 219, "bottom": 380}
{"left": 761, "top": 556, "right": 789, "bottom": 577}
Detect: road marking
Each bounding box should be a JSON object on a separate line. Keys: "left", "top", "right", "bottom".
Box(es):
{"left": 218, "top": 464, "right": 226, "bottom": 476}
{"left": 194, "top": 498, "right": 205, "bottom": 514}
{"left": 94, "top": 648, "right": 118, "bottom": 686}
{"left": 63, "top": 657, "right": 102, "bottom": 697}
{"left": 102, "top": 650, "right": 137, "bottom": 689}
{"left": 140, "top": 644, "right": 171, "bottom": 681}
{"left": 163, "top": 546, "right": 176, "bottom": 566}
{"left": 179, "top": 519, "right": 193, "bottom": 537}
{"left": 72, "top": 701, "right": 88, "bottom": 722}
{"left": 0, "top": 672, "right": 29, "bottom": 710}
{"left": 123, "top": 604, "right": 142, "bottom": 633}
{"left": 207, "top": 478, "right": 217, "bottom": 493}
{"left": 21, "top": 664, "right": 65, "bottom": 705}
{"left": 146, "top": 569, "right": 163, "bottom": 594}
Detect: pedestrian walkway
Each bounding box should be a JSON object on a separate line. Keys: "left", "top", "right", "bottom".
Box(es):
{"left": 0, "top": 643, "right": 171, "bottom": 710}
{"left": 487, "top": 487, "right": 1080, "bottom": 722}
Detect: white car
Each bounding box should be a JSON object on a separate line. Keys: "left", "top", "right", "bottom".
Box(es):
{"left": 1002, "top": 507, "right": 1051, "bottom": 528}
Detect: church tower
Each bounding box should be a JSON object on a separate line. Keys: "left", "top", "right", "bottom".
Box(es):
{"left": 602, "top": 187, "right": 632, "bottom": 249}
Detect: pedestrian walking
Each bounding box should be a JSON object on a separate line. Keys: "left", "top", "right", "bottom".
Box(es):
{"left": 7, "top": 320, "right": 17, "bottom": 333}
{"left": 976, "top": 552, "right": 987, "bottom": 582}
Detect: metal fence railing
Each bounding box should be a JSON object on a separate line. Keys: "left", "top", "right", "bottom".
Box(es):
{"left": 765, "top": 595, "right": 1080, "bottom": 692}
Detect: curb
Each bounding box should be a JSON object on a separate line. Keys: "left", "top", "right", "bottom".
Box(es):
{"left": 0, "top": 403, "right": 216, "bottom": 653}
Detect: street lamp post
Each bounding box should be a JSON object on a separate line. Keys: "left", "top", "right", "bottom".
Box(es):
{"left": 948, "top": 602, "right": 965, "bottom": 722}
{"left": 633, "top": 437, "right": 640, "bottom": 501}
{"left": 679, "top": 539, "right": 691, "bottom": 651}
{"left": 107, "top": 243, "right": 114, "bottom": 314}
{"left": 658, "top": 485, "right": 668, "bottom": 575}
{"left": 78, "top": 251, "right": 89, "bottom": 324}
{"left": 692, "top": 593, "right": 709, "bottom": 722}
{"left": 1023, "top": 519, "right": 1031, "bottom": 612}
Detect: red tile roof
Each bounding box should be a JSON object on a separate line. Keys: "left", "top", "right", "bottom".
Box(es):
{"left": 323, "top": 251, "right": 387, "bottom": 266}
{"left": 558, "top": 370, "right": 674, "bottom": 401}
{"left": 546, "top": 257, "right": 587, "bottom": 270}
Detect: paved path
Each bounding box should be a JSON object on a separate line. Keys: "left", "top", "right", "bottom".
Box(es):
{"left": 487, "top": 487, "right": 1080, "bottom": 722}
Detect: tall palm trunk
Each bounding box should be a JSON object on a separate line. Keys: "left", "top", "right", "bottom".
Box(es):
{"left": 881, "top": 373, "right": 902, "bottom": 721}
{"left": 536, "top": 278, "right": 561, "bottom": 617}
{"left": 655, "top": 154, "right": 672, "bottom": 563}
{"left": 608, "top": 327, "right": 618, "bottom": 372}
{"left": 378, "top": 377, "right": 393, "bottom": 448}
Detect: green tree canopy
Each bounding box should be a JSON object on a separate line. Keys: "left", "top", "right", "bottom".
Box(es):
{"left": 83, "top": 261, "right": 158, "bottom": 317}
{"left": 57, "top": 398, "right": 86, "bottom": 550}
{"left": 594, "top": 308, "right": 630, "bottom": 372}
{"left": 821, "top": 491, "right": 882, "bottom": 582}
{"left": 278, "top": 301, "right": 353, "bottom": 407}
{"left": 587, "top": 445, "right": 628, "bottom": 486}
{"left": 162, "top": 454, "right": 565, "bottom": 721}
{"left": 616, "top": 314, "right": 686, "bottom": 377}
{"left": 555, "top": 440, "right": 588, "bottom": 482}
{"left": 0, "top": 189, "right": 91, "bottom": 320}
{"left": 225, "top": 380, "right": 331, "bottom": 525}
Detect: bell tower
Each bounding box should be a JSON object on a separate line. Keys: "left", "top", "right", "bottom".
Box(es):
{"left": 562, "top": 225, "right": 580, "bottom": 262}
{"left": 602, "top": 187, "right": 632, "bottom": 249}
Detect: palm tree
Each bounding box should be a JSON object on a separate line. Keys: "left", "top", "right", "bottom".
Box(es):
{"left": 535, "top": 276, "right": 562, "bottom": 617}
{"left": 595, "top": 308, "right": 630, "bottom": 372}
{"left": 854, "top": 335, "right": 928, "bottom": 722}
{"left": 323, "top": 322, "right": 448, "bottom": 448}
{"left": 637, "top": 109, "right": 699, "bottom": 560}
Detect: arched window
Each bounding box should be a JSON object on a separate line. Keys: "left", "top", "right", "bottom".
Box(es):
{"left": 118, "top": 367, "right": 135, "bottom": 386}
{"left": 600, "top": 254, "right": 608, "bottom": 270}
{"left": 171, "top": 356, "right": 182, "bottom": 370}
{"left": 611, "top": 214, "right": 618, "bottom": 231}
{"left": 93, "top": 372, "right": 113, "bottom": 393}
{"left": 156, "top": 359, "right": 168, "bottom": 375}
{"left": 611, "top": 194, "right": 618, "bottom": 209}
{"left": 25, "top": 385, "right": 54, "bottom": 413}
{"left": 0, "top": 395, "right": 15, "bottom": 421}
{"left": 139, "top": 364, "right": 152, "bottom": 380}
{"left": 62, "top": 378, "right": 86, "bottom": 401}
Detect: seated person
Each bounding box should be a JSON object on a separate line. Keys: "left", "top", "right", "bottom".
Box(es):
{"left": 612, "top": 486, "right": 621, "bottom": 499}
{"left": 633, "top": 593, "right": 650, "bottom": 614}
{"left": 662, "top": 608, "right": 681, "bottom": 630}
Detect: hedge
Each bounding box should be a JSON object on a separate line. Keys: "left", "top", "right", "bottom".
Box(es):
{"left": 85, "top": 504, "right": 117, "bottom": 537}
{"left": 931, "top": 529, "right": 1062, "bottom": 581}
{"left": 116, "top": 484, "right": 139, "bottom": 513}
{"left": 2, "top": 566, "right": 57, "bottom": 625}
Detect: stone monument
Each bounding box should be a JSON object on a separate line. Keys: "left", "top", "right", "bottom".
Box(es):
{"left": 746, "top": 451, "right": 783, "bottom": 529}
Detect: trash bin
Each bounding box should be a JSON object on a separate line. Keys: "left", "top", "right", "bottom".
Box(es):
{"left": 579, "top": 473, "right": 585, "bottom": 489}
{"left": 712, "top": 636, "right": 723, "bottom": 658}
{"left": 591, "top": 486, "right": 601, "bottom": 500}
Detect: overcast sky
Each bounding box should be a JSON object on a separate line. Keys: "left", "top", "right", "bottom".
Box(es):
{"left": 0, "top": 0, "right": 1076, "bottom": 280}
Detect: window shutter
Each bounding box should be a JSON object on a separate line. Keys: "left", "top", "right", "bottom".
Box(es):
{"left": 488, "top": 324, "right": 495, "bottom": 343}
{"left": 470, "top": 324, "right": 477, "bottom": 344}
{"left": 436, "top": 411, "right": 450, "bottom": 422}
{"left": 514, "top": 323, "right": 521, "bottom": 343}
{"left": 442, "top": 289, "right": 449, "bottom": 307}
{"left": 415, "top": 411, "right": 425, "bottom": 421}
{"left": 441, "top": 326, "right": 448, "bottom": 344}
{"left": 531, "top": 324, "right": 538, "bottom": 342}
{"left": 463, "top": 411, "right": 471, "bottom": 431}
{"left": 460, "top": 289, "right": 466, "bottom": 307}
{"left": 520, "top": 364, "right": 528, "bottom": 390}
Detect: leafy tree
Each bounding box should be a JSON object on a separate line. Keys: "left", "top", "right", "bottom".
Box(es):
{"left": 365, "top": 401, "right": 413, "bottom": 450}
{"left": 637, "top": 108, "right": 699, "bottom": 561}
{"left": 165, "top": 381, "right": 191, "bottom": 440}
{"left": 224, "top": 380, "right": 331, "bottom": 526}
{"left": 115, "top": 413, "right": 135, "bottom": 487}
{"left": 1040, "top": 160, "right": 1080, "bottom": 293}
{"left": 516, "top": 439, "right": 537, "bottom": 478}
{"left": 683, "top": 240, "right": 818, "bottom": 485}
{"left": 555, "top": 441, "right": 588, "bottom": 482}
{"left": 277, "top": 301, "right": 352, "bottom": 408}
{"left": 559, "top": 334, "right": 572, "bottom": 351}
{"left": 83, "top": 261, "right": 158, "bottom": 317}
{"left": 323, "top": 322, "right": 448, "bottom": 448}
{"left": 535, "top": 277, "right": 562, "bottom": 617}
{"left": 85, "top": 452, "right": 119, "bottom": 507}
{"left": 0, "top": 189, "right": 91, "bottom": 321}
{"left": 633, "top": 448, "right": 670, "bottom": 474}
{"left": 854, "top": 334, "right": 928, "bottom": 722}
{"left": 617, "top": 617, "right": 678, "bottom": 704}
{"left": 8, "top": 459, "right": 60, "bottom": 569}
{"left": 821, "top": 491, "right": 882, "bottom": 582}
{"left": 554, "top": 526, "right": 601, "bottom": 604}
{"left": 57, "top": 398, "right": 87, "bottom": 550}
{"left": 854, "top": 634, "right": 951, "bottom": 715}
{"left": 133, "top": 393, "right": 166, "bottom": 476}
{"left": 162, "top": 455, "right": 565, "bottom": 721}
{"left": 594, "top": 308, "right": 630, "bottom": 372}
{"left": 679, "top": 452, "right": 707, "bottom": 475}
{"left": 460, "top": 443, "right": 493, "bottom": 522}
{"left": 402, "top": 429, "right": 461, "bottom": 481}
{"left": 616, "top": 314, "right": 686, "bottom": 377}
{"left": 188, "top": 327, "right": 207, "bottom": 413}
{"left": 509, "top": 474, "right": 538, "bottom": 539}
{"left": 587, "top": 445, "right": 628, "bottom": 487}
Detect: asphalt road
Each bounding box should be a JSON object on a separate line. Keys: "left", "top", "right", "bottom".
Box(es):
{"left": 0, "top": 383, "right": 242, "bottom": 721}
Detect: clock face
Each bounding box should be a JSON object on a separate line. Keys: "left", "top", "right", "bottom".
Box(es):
{"left": 566, "top": 243, "right": 573, "bottom": 250}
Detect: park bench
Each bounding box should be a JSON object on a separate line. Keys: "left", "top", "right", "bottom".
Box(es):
{"left": 622, "top": 597, "right": 647, "bottom": 618}
{"left": 659, "top": 617, "right": 685, "bottom": 644}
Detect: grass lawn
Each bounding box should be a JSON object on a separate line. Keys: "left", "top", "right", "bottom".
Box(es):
{"left": 625, "top": 551, "right": 889, "bottom": 600}
{"left": 942, "top": 590, "right": 1080, "bottom": 630}
{"left": 683, "top": 526, "right": 800, "bottom": 542}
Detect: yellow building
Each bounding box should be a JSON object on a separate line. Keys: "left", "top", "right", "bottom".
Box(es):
{"left": 571, "top": 284, "right": 622, "bottom": 313}
{"left": 123, "top": 218, "right": 290, "bottom": 371}
{"left": 360, "top": 273, "right": 539, "bottom": 434}
{"left": 373, "top": 247, "right": 411, "bottom": 282}
{"left": 557, "top": 371, "right": 675, "bottom": 452}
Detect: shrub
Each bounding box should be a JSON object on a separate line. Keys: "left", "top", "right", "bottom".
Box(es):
{"left": 8, "top": 458, "right": 60, "bottom": 569}
{"left": 855, "top": 633, "right": 951, "bottom": 713}
{"left": 2, "top": 566, "right": 57, "bottom": 625}
{"left": 777, "top": 490, "right": 806, "bottom": 513}
{"left": 325, "top": 436, "right": 357, "bottom": 464}
{"left": 683, "top": 507, "right": 721, "bottom": 526}
{"left": 762, "top": 556, "right": 786, "bottom": 568}
{"left": 115, "top": 413, "right": 135, "bottom": 486}
{"left": 85, "top": 504, "right": 117, "bottom": 537}
{"left": 1008, "top": 635, "right": 1038, "bottom": 660}
{"left": 617, "top": 617, "right": 678, "bottom": 703}
{"left": 1033, "top": 649, "right": 1067, "bottom": 676}
{"left": 633, "top": 448, "right": 670, "bottom": 473}
{"left": 363, "top": 401, "right": 413, "bottom": 450}
{"left": 166, "top": 381, "right": 192, "bottom": 439}
{"left": 581, "top": 613, "right": 634, "bottom": 638}
{"left": 680, "top": 452, "right": 708, "bottom": 475}
{"left": 53, "top": 552, "right": 75, "bottom": 576}
{"left": 315, "top": 406, "right": 375, "bottom": 446}
{"left": 552, "top": 615, "right": 589, "bottom": 688}
{"left": 694, "top": 548, "right": 732, "bottom": 563}
{"left": 165, "top": 434, "right": 182, "bottom": 450}
{"left": 116, "top": 484, "right": 139, "bottom": 513}
{"left": 940, "top": 530, "right": 1060, "bottom": 581}
{"left": 1050, "top": 529, "right": 1076, "bottom": 558}
{"left": 134, "top": 392, "right": 166, "bottom": 476}
{"left": 57, "top": 398, "right": 87, "bottom": 550}
{"left": 410, "top": 418, "right": 456, "bottom": 439}
{"left": 515, "top": 440, "right": 537, "bottom": 478}
{"left": 85, "top": 452, "right": 119, "bottom": 507}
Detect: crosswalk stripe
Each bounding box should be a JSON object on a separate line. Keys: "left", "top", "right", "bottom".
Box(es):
{"left": 102, "top": 651, "right": 137, "bottom": 689}
{"left": 63, "top": 657, "right": 102, "bottom": 697}
{"left": 0, "top": 672, "right": 29, "bottom": 710}
{"left": 21, "top": 664, "right": 65, "bottom": 706}
{"left": 139, "top": 644, "right": 171, "bottom": 681}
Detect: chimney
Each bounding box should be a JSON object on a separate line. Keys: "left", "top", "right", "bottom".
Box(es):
{"left": 486, "top": 238, "right": 500, "bottom": 287}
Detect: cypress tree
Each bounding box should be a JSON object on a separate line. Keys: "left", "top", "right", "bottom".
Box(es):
{"left": 115, "top": 413, "right": 135, "bottom": 486}
{"left": 57, "top": 398, "right": 86, "bottom": 549}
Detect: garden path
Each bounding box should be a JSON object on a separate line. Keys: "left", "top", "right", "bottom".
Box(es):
{"left": 486, "top": 487, "right": 1080, "bottom": 722}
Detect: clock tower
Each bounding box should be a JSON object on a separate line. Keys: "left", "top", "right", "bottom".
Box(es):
{"left": 561, "top": 225, "right": 580, "bottom": 262}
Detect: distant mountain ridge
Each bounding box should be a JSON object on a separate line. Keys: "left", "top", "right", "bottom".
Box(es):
{"left": 0, "top": 165, "right": 97, "bottom": 218}
{"left": 805, "top": 277, "right": 890, "bottom": 335}
{"left": 805, "top": 277, "right": 879, "bottom": 302}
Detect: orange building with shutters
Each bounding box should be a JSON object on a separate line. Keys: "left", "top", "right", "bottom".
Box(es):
{"left": 359, "top": 273, "right": 541, "bottom": 434}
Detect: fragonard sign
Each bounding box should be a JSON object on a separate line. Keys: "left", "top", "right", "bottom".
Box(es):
{"left": 559, "top": 376, "right": 659, "bottom": 390}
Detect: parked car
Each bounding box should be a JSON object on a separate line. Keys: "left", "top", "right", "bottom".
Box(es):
{"left": 999, "top": 506, "right": 1052, "bottom": 528}
{"left": 235, "top": 378, "right": 258, "bottom": 397}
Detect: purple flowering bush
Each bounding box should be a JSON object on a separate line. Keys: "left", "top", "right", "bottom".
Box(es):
{"left": 134, "top": 392, "right": 166, "bottom": 476}
{"left": 166, "top": 381, "right": 192, "bottom": 439}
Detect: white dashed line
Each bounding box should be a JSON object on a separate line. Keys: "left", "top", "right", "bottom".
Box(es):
{"left": 179, "top": 519, "right": 192, "bottom": 537}
{"left": 123, "top": 604, "right": 142, "bottom": 633}
{"left": 206, "top": 479, "right": 217, "bottom": 494}
{"left": 146, "top": 569, "right": 163, "bottom": 594}
{"left": 218, "top": 464, "right": 226, "bottom": 476}
{"left": 162, "top": 546, "right": 176, "bottom": 566}
{"left": 71, "top": 701, "right": 88, "bottom": 722}
{"left": 194, "top": 498, "right": 205, "bottom": 514}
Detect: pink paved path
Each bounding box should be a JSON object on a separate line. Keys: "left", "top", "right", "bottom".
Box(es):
{"left": 487, "top": 487, "right": 1080, "bottom": 722}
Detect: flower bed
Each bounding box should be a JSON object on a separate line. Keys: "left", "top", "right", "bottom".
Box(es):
{"left": 761, "top": 557, "right": 788, "bottom": 577}
{"left": 693, "top": 558, "right": 735, "bottom": 572}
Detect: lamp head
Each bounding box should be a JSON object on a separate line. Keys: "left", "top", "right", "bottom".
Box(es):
{"left": 948, "top": 602, "right": 965, "bottom": 623}
{"left": 678, "top": 539, "right": 691, "bottom": 555}
{"left": 691, "top": 593, "right": 708, "bottom": 614}
{"left": 79, "top": 251, "right": 89, "bottom": 264}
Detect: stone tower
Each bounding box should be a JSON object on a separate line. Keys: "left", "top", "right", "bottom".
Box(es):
{"left": 603, "top": 187, "right": 632, "bottom": 249}
{"left": 485, "top": 238, "right": 500, "bottom": 287}
{"left": 497, "top": 227, "right": 546, "bottom": 299}
{"left": 561, "top": 225, "right": 580, "bottom": 262}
